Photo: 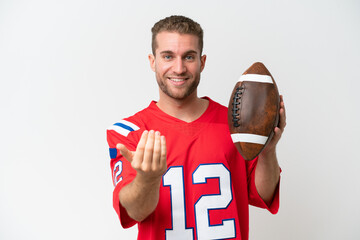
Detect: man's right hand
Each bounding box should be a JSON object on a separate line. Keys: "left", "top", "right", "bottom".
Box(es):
{"left": 117, "top": 130, "right": 167, "bottom": 183}
{"left": 116, "top": 130, "right": 167, "bottom": 222}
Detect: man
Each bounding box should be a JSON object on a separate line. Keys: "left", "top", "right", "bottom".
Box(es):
{"left": 107, "top": 15, "right": 286, "bottom": 240}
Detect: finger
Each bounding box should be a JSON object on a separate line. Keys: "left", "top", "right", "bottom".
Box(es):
{"left": 279, "top": 108, "right": 286, "bottom": 130}
{"left": 278, "top": 95, "right": 286, "bottom": 130}
{"left": 133, "top": 130, "right": 149, "bottom": 169}
{"left": 159, "top": 135, "right": 167, "bottom": 170}
{"left": 152, "top": 131, "right": 161, "bottom": 170}
{"left": 142, "top": 130, "right": 155, "bottom": 171}
{"left": 116, "top": 143, "right": 134, "bottom": 163}
{"left": 280, "top": 95, "right": 286, "bottom": 119}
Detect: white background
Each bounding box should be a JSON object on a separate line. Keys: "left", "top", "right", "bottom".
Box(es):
{"left": 1, "top": 0, "right": 359, "bottom": 239}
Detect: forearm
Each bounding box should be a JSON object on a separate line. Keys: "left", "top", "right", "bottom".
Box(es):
{"left": 255, "top": 149, "right": 280, "bottom": 204}
{"left": 119, "top": 175, "right": 162, "bottom": 222}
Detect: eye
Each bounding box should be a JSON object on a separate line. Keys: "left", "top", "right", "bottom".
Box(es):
{"left": 164, "top": 55, "right": 172, "bottom": 60}
{"left": 185, "top": 55, "right": 195, "bottom": 61}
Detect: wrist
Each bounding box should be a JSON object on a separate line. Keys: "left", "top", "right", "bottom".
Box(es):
{"left": 258, "top": 148, "right": 279, "bottom": 170}
{"left": 259, "top": 147, "right": 276, "bottom": 159}
{"left": 134, "top": 174, "right": 162, "bottom": 189}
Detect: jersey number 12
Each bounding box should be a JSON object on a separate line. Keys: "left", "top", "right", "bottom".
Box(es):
{"left": 163, "top": 163, "right": 236, "bottom": 240}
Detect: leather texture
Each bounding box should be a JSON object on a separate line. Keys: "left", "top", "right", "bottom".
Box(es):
{"left": 228, "top": 62, "right": 280, "bottom": 160}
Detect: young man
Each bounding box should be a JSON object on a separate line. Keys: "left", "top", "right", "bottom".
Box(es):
{"left": 107, "top": 15, "right": 286, "bottom": 240}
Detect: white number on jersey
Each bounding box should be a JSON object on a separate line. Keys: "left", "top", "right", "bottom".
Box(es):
{"left": 163, "top": 167, "right": 194, "bottom": 239}
{"left": 113, "top": 161, "right": 123, "bottom": 186}
{"left": 163, "top": 163, "right": 235, "bottom": 240}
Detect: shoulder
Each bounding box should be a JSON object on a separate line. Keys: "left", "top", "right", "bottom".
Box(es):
{"left": 107, "top": 101, "right": 157, "bottom": 131}
{"left": 106, "top": 109, "right": 146, "bottom": 136}
{"left": 205, "top": 97, "right": 228, "bottom": 114}
{"left": 107, "top": 118, "right": 141, "bottom": 138}
{"left": 106, "top": 103, "right": 155, "bottom": 148}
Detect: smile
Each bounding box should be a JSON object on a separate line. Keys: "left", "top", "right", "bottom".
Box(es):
{"left": 168, "top": 77, "right": 189, "bottom": 85}
{"left": 169, "top": 78, "right": 186, "bottom": 82}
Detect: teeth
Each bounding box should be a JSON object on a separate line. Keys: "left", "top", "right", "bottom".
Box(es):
{"left": 170, "top": 78, "right": 185, "bottom": 82}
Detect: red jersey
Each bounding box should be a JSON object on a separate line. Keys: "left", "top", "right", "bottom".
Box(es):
{"left": 106, "top": 97, "right": 279, "bottom": 240}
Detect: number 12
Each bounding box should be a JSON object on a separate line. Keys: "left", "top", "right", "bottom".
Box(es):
{"left": 163, "top": 164, "right": 236, "bottom": 240}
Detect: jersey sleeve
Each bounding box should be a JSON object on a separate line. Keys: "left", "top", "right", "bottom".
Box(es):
{"left": 106, "top": 119, "right": 143, "bottom": 228}
{"left": 246, "top": 157, "right": 280, "bottom": 214}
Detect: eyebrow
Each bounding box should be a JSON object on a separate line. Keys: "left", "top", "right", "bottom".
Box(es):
{"left": 159, "top": 50, "right": 199, "bottom": 56}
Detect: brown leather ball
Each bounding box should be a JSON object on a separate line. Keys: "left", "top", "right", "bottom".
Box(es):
{"left": 228, "top": 62, "right": 280, "bottom": 160}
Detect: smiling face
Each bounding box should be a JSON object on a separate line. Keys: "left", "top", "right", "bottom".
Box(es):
{"left": 149, "top": 31, "right": 206, "bottom": 102}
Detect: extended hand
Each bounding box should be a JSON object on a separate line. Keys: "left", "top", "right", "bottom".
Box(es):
{"left": 117, "top": 130, "right": 167, "bottom": 221}
{"left": 117, "top": 130, "right": 167, "bottom": 183}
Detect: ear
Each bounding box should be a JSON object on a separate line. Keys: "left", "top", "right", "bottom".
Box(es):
{"left": 148, "top": 54, "right": 156, "bottom": 72}
{"left": 200, "top": 54, "right": 207, "bottom": 72}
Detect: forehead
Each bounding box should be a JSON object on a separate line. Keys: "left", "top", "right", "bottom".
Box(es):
{"left": 155, "top": 31, "right": 200, "bottom": 54}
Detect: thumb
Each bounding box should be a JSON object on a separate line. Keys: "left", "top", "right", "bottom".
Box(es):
{"left": 116, "top": 143, "right": 134, "bottom": 163}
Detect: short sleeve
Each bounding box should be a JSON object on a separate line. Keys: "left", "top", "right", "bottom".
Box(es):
{"left": 106, "top": 119, "right": 143, "bottom": 228}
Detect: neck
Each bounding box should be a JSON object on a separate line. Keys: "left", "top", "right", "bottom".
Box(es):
{"left": 156, "top": 91, "right": 209, "bottom": 123}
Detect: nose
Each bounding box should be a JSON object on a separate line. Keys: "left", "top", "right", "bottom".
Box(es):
{"left": 173, "top": 57, "right": 186, "bottom": 74}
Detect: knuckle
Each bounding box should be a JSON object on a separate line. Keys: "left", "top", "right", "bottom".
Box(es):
{"left": 153, "top": 148, "right": 161, "bottom": 156}
{"left": 132, "top": 161, "right": 140, "bottom": 170}
{"left": 145, "top": 145, "right": 153, "bottom": 153}
{"left": 137, "top": 145, "right": 145, "bottom": 152}
{"left": 151, "top": 164, "right": 158, "bottom": 172}
{"left": 142, "top": 164, "right": 151, "bottom": 173}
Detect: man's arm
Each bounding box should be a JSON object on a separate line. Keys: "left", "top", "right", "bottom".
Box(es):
{"left": 117, "top": 130, "right": 167, "bottom": 222}
{"left": 255, "top": 95, "right": 286, "bottom": 204}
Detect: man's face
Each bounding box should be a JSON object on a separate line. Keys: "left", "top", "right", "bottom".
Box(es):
{"left": 149, "top": 31, "right": 206, "bottom": 101}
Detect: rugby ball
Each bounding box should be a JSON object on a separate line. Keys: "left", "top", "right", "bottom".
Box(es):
{"left": 228, "top": 62, "right": 280, "bottom": 160}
